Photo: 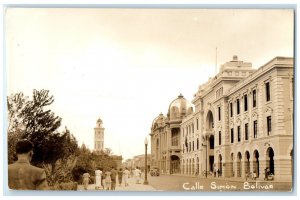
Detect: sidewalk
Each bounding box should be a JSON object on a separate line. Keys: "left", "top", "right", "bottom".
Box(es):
{"left": 77, "top": 176, "right": 157, "bottom": 191}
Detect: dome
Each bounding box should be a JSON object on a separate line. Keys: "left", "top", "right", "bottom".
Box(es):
{"left": 168, "top": 94, "right": 194, "bottom": 120}
{"left": 151, "top": 113, "right": 167, "bottom": 130}
{"left": 96, "top": 118, "right": 104, "bottom": 128}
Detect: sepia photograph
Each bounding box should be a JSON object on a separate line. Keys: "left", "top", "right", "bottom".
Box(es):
{"left": 4, "top": 5, "right": 295, "bottom": 194}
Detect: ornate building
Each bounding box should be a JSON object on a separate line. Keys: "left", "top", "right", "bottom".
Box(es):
{"left": 150, "top": 94, "right": 194, "bottom": 174}
{"left": 94, "top": 118, "right": 105, "bottom": 151}
{"left": 150, "top": 56, "right": 294, "bottom": 182}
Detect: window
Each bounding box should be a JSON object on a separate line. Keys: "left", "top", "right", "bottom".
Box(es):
{"left": 230, "top": 102, "right": 233, "bottom": 117}
{"left": 219, "top": 131, "right": 221, "bottom": 145}
{"left": 183, "top": 144, "right": 185, "bottom": 153}
{"left": 196, "top": 119, "right": 199, "bottom": 130}
{"left": 171, "top": 130, "right": 179, "bottom": 146}
{"left": 237, "top": 126, "right": 241, "bottom": 142}
{"left": 253, "top": 120, "right": 258, "bottom": 138}
{"left": 244, "top": 94, "right": 248, "bottom": 111}
{"left": 245, "top": 123, "right": 249, "bottom": 141}
{"left": 189, "top": 142, "right": 191, "bottom": 152}
{"left": 197, "top": 138, "right": 199, "bottom": 150}
{"left": 231, "top": 128, "right": 234, "bottom": 143}
{"left": 192, "top": 123, "right": 194, "bottom": 133}
{"left": 237, "top": 99, "right": 240, "bottom": 114}
{"left": 218, "top": 106, "right": 221, "bottom": 121}
{"left": 192, "top": 141, "right": 194, "bottom": 151}
{"left": 266, "top": 82, "right": 271, "bottom": 101}
{"left": 253, "top": 89, "right": 257, "bottom": 107}
{"left": 267, "top": 116, "right": 272, "bottom": 135}
{"left": 209, "top": 136, "right": 214, "bottom": 149}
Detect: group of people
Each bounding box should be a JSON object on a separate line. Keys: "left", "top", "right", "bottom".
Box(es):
{"left": 82, "top": 167, "right": 129, "bottom": 190}
{"left": 82, "top": 166, "right": 143, "bottom": 190}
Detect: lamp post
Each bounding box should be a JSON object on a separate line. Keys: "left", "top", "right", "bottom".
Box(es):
{"left": 144, "top": 137, "right": 149, "bottom": 185}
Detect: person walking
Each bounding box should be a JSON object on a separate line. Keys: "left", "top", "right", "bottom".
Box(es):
{"left": 95, "top": 168, "right": 102, "bottom": 190}
{"left": 123, "top": 167, "right": 130, "bottom": 187}
{"left": 117, "top": 168, "right": 123, "bottom": 186}
{"left": 82, "top": 172, "right": 90, "bottom": 190}
{"left": 104, "top": 168, "right": 112, "bottom": 190}
{"left": 8, "top": 139, "right": 48, "bottom": 190}
{"left": 110, "top": 167, "right": 117, "bottom": 190}
{"left": 134, "top": 167, "right": 141, "bottom": 184}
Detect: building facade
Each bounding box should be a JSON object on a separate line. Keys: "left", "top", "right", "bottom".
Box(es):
{"left": 150, "top": 94, "right": 194, "bottom": 174}
{"left": 94, "top": 118, "right": 105, "bottom": 151}
{"left": 122, "top": 155, "right": 151, "bottom": 171}
{"left": 150, "top": 56, "right": 294, "bottom": 182}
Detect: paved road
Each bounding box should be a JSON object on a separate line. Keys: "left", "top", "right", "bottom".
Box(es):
{"left": 147, "top": 174, "right": 293, "bottom": 192}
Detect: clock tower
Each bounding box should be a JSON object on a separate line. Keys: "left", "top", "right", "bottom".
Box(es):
{"left": 94, "top": 118, "right": 105, "bottom": 152}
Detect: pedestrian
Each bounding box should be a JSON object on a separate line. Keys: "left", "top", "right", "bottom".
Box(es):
{"left": 104, "top": 168, "right": 112, "bottom": 190}
{"left": 95, "top": 168, "right": 102, "bottom": 190}
{"left": 134, "top": 167, "right": 141, "bottom": 184}
{"left": 110, "top": 167, "right": 117, "bottom": 190}
{"left": 8, "top": 139, "right": 48, "bottom": 190}
{"left": 82, "top": 171, "right": 90, "bottom": 190}
{"left": 123, "top": 167, "right": 130, "bottom": 187}
{"left": 117, "top": 168, "right": 123, "bottom": 186}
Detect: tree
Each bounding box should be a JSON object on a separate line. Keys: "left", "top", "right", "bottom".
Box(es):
{"left": 7, "top": 89, "right": 79, "bottom": 165}
{"left": 8, "top": 89, "right": 79, "bottom": 185}
{"left": 7, "top": 93, "right": 28, "bottom": 163}
{"left": 7, "top": 89, "right": 63, "bottom": 164}
{"left": 71, "top": 145, "right": 118, "bottom": 183}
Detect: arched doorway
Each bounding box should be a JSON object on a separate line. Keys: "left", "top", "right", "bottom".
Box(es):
{"left": 209, "top": 135, "right": 215, "bottom": 173}
{"left": 218, "top": 154, "right": 222, "bottom": 177}
{"left": 253, "top": 150, "right": 260, "bottom": 178}
{"left": 237, "top": 152, "right": 242, "bottom": 177}
{"left": 206, "top": 110, "right": 214, "bottom": 130}
{"left": 170, "top": 155, "right": 180, "bottom": 174}
{"left": 206, "top": 110, "right": 215, "bottom": 175}
{"left": 245, "top": 151, "right": 250, "bottom": 177}
{"left": 266, "top": 147, "right": 275, "bottom": 175}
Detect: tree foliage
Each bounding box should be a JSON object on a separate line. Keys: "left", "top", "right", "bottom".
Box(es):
{"left": 7, "top": 89, "right": 77, "bottom": 166}
{"left": 71, "top": 145, "right": 118, "bottom": 182}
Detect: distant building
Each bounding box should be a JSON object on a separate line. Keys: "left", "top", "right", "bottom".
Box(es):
{"left": 123, "top": 154, "right": 151, "bottom": 171}
{"left": 122, "top": 159, "right": 134, "bottom": 169}
{"left": 94, "top": 118, "right": 105, "bottom": 151}
{"left": 150, "top": 56, "right": 294, "bottom": 182}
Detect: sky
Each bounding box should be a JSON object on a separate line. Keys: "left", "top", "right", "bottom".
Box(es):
{"left": 5, "top": 8, "right": 294, "bottom": 160}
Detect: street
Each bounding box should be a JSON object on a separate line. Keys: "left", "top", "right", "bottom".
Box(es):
{"left": 77, "top": 173, "right": 292, "bottom": 192}
{"left": 147, "top": 174, "right": 293, "bottom": 192}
